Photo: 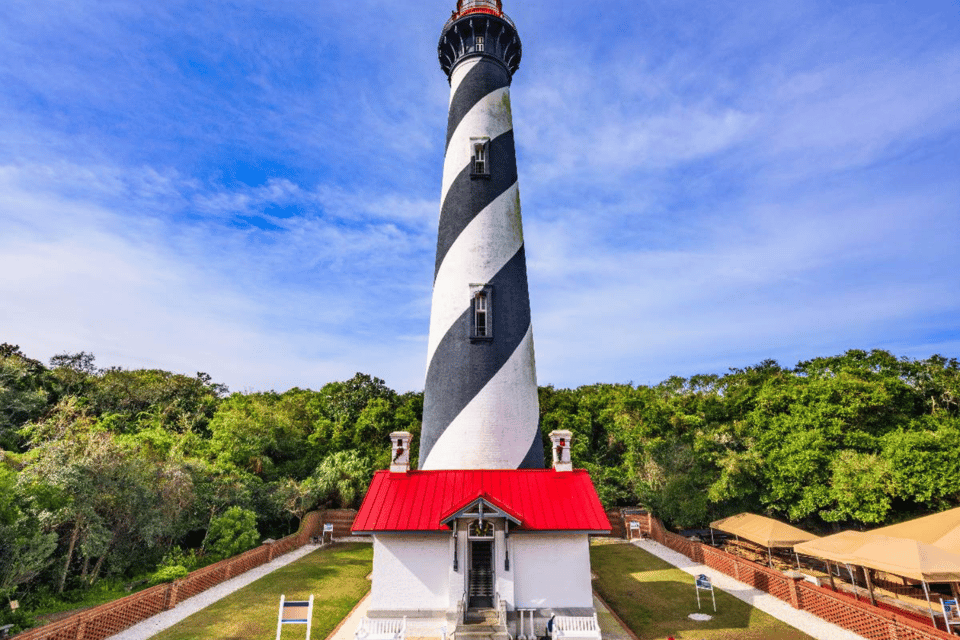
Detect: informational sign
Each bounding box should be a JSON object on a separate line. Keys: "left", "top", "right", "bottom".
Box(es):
{"left": 322, "top": 523, "right": 334, "bottom": 544}
{"left": 695, "top": 574, "right": 716, "bottom": 612}
{"left": 629, "top": 521, "right": 640, "bottom": 539}
{"left": 942, "top": 599, "right": 960, "bottom": 627}
{"left": 276, "top": 594, "right": 314, "bottom": 640}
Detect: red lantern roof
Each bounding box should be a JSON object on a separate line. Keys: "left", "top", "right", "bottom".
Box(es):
{"left": 352, "top": 469, "right": 611, "bottom": 534}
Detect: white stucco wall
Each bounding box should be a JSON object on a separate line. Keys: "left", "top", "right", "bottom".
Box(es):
{"left": 371, "top": 534, "right": 451, "bottom": 612}
{"left": 512, "top": 534, "right": 593, "bottom": 608}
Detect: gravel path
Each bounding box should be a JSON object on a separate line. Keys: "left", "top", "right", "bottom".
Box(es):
{"left": 105, "top": 543, "right": 325, "bottom": 640}
{"left": 631, "top": 538, "right": 867, "bottom": 640}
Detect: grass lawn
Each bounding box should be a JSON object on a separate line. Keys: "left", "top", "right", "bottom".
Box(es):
{"left": 152, "top": 543, "right": 372, "bottom": 640}
{"left": 591, "top": 540, "right": 814, "bottom": 640}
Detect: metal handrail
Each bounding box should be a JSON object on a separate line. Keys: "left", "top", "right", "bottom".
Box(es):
{"left": 442, "top": 0, "right": 515, "bottom": 31}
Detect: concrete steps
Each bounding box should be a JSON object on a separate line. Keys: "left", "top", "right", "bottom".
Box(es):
{"left": 454, "top": 609, "right": 509, "bottom": 640}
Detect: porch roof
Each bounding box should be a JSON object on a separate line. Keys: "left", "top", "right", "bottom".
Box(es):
{"left": 352, "top": 469, "right": 611, "bottom": 534}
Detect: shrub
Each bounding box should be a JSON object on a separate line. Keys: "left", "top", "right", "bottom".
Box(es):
{"left": 203, "top": 506, "right": 259, "bottom": 561}
{"left": 149, "top": 564, "right": 189, "bottom": 585}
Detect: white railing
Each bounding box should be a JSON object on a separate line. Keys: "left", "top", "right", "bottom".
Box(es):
{"left": 497, "top": 596, "right": 510, "bottom": 639}
{"left": 443, "top": 0, "right": 515, "bottom": 30}
{"left": 457, "top": 593, "right": 466, "bottom": 628}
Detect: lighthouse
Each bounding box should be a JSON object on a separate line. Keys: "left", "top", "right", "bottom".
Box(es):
{"left": 351, "top": 3, "right": 610, "bottom": 634}
{"left": 419, "top": 0, "right": 543, "bottom": 471}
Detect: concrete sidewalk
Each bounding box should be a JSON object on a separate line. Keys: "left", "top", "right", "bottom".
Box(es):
{"left": 631, "top": 538, "right": 867, "bottom": 640}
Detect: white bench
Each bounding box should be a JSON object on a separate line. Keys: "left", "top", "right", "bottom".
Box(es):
{"left": 549, "top": 614, "right": 601, "bottom": 640}
{"left": 354, "top": 616, "right": 407, "bottom": 640}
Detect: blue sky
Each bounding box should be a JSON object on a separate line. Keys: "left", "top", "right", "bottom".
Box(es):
{"left": 1, "top": 0, "right": 958, "bottom": 393}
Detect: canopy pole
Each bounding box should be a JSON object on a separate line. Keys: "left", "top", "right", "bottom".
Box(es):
{"left": 710, "top": 528, "right": 715, "bottom": 546}
{"left": 826, "top": 561, "right": 837, "bottom": 591}
{"left": 768, "top": 546, "right": 773, "bottom": 568}
{"left": 863, "top": 567, "right": 877, "bottom": 607}
{"left": 846, "top": 564, "right": 860, "bottom": 601}
{"left": 951, "top": 582, "right": 960, "bottom": 635}
{"left": 795, "top": 551, "right": 801, "bottom": 570}
{"left": 922, "top": 580, "right": 939, "bottom": 631}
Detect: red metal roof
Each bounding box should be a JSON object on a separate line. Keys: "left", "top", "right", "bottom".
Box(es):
{"left": 352, "top": 469, "right": 611, "bottom": 533}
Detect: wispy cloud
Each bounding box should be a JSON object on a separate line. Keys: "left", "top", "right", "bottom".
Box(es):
{"left": 1, "top": 0, "right": 958, "bottom": 392}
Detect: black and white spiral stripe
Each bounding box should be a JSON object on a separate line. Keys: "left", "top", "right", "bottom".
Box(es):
{"left": 419, "top": 56, "right": 543, "bottom": 471}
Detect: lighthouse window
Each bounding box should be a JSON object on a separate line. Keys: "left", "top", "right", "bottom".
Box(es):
{"left": 475, "top": 35, "right": 484, "bottom": 52}
{"left": 474, "top": 143, "right": 486, "bottom": 174}
{"left": 470, "top": 285, "right": 493, "bottom": 340}
{"left": 471, "top": 138, "right": 490, "bottom": 178}
{"left": 475, "top": 292, "right": 487, "bottom": 336}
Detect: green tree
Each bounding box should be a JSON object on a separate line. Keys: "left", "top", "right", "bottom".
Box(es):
{"left": 203, "top": 506, "right": 259, "bottom": 560}
{"left": 307, "top": 451, "right": 372, "bottom": 509}
{"left": 0, "top": 345, "right": 51, "bottom": 451}
{"left": 0, "top": 467, "right": 58, "bottom": 600}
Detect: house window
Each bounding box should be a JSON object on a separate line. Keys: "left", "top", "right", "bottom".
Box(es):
{"left": 470, "top": 284, "right": 493, "bottom": 340}
{"left": 471, "top": 138, "right": 490, "bottom": 178}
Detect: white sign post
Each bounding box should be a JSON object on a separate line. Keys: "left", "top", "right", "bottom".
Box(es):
{"left": 628, "top": 521, "right": 640, "bottom": 540}
{"left": 695, "top": 574, "right": 717, "bottom": 612}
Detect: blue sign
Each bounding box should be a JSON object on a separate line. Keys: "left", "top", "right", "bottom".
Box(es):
{"left": 942, "top": 599, "right": 959, "bottom": 624}
{"left": 696, "top": 574, "right": 712, "bottom": 590}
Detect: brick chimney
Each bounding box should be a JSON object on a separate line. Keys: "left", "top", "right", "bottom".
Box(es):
{"left": 390, "top": 431, "right": 412, "bottom": 473}
{"left": 549, "top": 430, "right": 573, "bottom": 472}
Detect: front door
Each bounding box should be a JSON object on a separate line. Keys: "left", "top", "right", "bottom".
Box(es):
{"left": 468, "top": 540, "right": 494, "bottom": 608}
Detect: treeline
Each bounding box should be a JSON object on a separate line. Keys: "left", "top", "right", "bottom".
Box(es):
{"left": 543, "top": 350, "right": 960, "bottom": 530}
{"left": 0, "top": 344, "right": 421, "bottom": 629}
{"left": 1, "top": 344, "right": 958, "bottom": 629}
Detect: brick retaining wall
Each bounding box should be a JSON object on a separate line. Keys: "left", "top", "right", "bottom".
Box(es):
{"left": 14, "top": 509, "right": 356, "bottom": 640}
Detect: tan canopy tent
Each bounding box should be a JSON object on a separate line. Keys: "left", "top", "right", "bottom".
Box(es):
{"left": 872, "top": 507, "right": 960, "bottom": 553}
{"left": 843, "top": 535, "right": 960, "bottom": 583}
{"left": 710, "top": 512, "right": 819, "bottom": 548}
{"left": 795, "top": 530, "right": 960, "bottom": 629}
{"left": 794, "top": 531, "right": 873, "bottom": 597}
{"left": 794, "top": 530, "right": 871, "bottom": 564}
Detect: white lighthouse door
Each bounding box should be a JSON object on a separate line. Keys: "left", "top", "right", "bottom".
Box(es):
{"left": 468, "top": 539, "right": 494, "bottom": 608}
{"left": 466, "top": 518, "right": 496, "bottom": 609}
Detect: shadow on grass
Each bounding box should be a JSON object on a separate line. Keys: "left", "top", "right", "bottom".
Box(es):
{"left": 152, "top": 543, "right": 373, "bottom": 640}
{"left": 591, "top": 542, "right": 813, "bottom": 640}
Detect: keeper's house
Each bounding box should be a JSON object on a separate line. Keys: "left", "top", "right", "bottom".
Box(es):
{"left": 352, "top": 432, "right": 610, "bottom": 634}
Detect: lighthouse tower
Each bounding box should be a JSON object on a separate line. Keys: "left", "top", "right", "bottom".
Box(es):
{"left": 352, "top": 5, "right": 610, "bottom": 629}
{"left": 420, "top": 0, "right": 543, "bottom": 471}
